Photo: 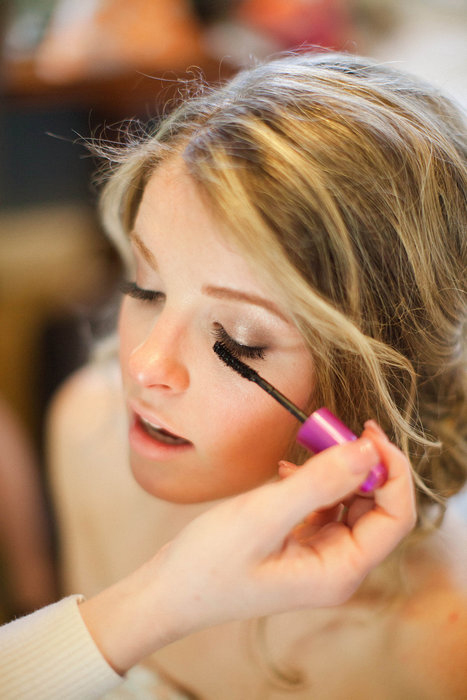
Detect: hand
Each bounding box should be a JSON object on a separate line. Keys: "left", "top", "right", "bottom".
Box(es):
{"left": 279, "top": 420, "right": 398, "bottom": 534}
{"left": 80, "top": 425, "right": 416, "bottom": 674}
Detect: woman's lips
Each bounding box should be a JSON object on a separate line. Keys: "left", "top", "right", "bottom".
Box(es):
{"left": 139, "top": 415, "right": 190, "bottom": 445}
{"left": 128, "top": 411, "right": 193, "bottom": 459}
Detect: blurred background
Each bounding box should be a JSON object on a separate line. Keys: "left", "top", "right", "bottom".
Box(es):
{"left": 0, "top": 0, "right": 466, "bottom": 623}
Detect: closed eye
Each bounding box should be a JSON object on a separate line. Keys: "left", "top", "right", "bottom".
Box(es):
{"left": 212, "top": 324, "right": 267, "bottom": 361}
{"left": 120, "top": 280, "right": 165, "bottom": 303}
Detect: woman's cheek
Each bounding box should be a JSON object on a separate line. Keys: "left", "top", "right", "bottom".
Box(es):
{"left": 204, "top": 387, "right": 299, "bottom": 485}
{"left": 201, "top": 350, "right": 313, "bottom": 486}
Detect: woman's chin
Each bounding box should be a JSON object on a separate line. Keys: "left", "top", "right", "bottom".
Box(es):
{"left": 128, "top": 453, "right": 271, "bottom": 505}
{"left": 129, "top": 456, "right": 218, "bottom": 505}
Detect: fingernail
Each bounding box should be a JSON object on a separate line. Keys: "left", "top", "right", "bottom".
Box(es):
{"left": 351, "top": 437, "right": 381, "bottom": 472}
{"left": 278, "top": 460, "right": 298, "bottom": 477}
{"left": 279, "top": 460, "right": 295, "bottom": 469}
{"left": 363, "top": 419, "right": 390, "bottom": 441}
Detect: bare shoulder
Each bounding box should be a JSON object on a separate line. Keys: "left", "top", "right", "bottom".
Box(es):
{"left": 46, "top": 354, "right": 122, "bottom": 441}
{"left": 392, "top": 520, "right": 467, "bottom": 699}
{"left": 46, "top": 352, "right": 127, "bottom": 499}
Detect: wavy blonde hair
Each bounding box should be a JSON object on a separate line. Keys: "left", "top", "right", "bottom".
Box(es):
{"left": 99, "top": 52, "right": 466, "bottom": 529}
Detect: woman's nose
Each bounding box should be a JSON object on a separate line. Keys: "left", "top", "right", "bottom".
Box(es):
{"left": 127, "top": 322, "right": 190, "bottom": 393}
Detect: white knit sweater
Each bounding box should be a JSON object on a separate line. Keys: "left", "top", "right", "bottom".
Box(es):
{"left": 0, "top": 595, "right": 122, "bottom": 700}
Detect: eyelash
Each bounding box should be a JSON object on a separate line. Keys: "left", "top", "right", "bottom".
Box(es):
{"left": 120, "top": 280, "right": 164, "bottom": 303}
{"left": 121, "top": 282, "right": 267, "bottom": 361}
{"left": 212, "top": 324, "right": 267, "bottom": 361}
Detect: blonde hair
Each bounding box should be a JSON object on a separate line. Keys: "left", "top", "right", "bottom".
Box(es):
{"left": 99, "top": 52, "right": 467, "bottom": 529}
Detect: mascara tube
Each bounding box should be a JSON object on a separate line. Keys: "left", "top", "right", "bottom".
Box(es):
{"left": 296, "top": 407, "right": 387, "bottom": 493}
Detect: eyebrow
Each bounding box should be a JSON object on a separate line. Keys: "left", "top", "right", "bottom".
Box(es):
{"left": 130, "top": 230, "right": 287, "bottom": 322}
{"left": 202, "top": 285, "right": 288, "bottom": 322}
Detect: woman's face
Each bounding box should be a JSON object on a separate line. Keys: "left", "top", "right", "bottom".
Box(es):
{"left": 119, "top": 159, "right": 314, "bottom": 503}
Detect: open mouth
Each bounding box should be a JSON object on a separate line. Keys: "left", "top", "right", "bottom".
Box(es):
{"left": 138, "top": 416, "right": 191, "bottom": 446}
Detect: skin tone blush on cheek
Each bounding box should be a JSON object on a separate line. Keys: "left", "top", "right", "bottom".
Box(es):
{"left": 213, "top": 341, "right": 388, "bottom": 493}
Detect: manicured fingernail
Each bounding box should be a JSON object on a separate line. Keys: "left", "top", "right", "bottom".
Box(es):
{"left": 278, "top": 460, "right": 298, "bottom": 477}
{"left": 364, "top": 420, "right": 389, "bottom": 441}
{"left": 352, "top": 437, "right": 381, "bottom": 471}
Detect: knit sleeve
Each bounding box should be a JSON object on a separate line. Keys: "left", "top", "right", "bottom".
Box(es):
{"left": 0, "top": 595, "right": 123, "bottom": 700}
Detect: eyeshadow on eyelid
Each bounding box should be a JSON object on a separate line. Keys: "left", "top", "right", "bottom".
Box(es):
{"left": 229, "top": 324, "right": 268, "bottom": 347}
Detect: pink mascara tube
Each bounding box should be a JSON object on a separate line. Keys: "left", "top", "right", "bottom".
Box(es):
{"left": 296, "top": 407, "right": 387, "bottom": 492}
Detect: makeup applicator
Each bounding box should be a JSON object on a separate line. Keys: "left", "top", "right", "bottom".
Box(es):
{"left": 213, "top": 341, "right": 387, "bottom": 493}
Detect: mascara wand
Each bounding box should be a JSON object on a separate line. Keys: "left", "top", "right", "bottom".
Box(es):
{"left": 213, "top": 341, "right": 307, "bottom": 423}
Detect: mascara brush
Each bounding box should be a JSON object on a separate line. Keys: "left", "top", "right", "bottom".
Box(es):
{"left": 213, "top": 340, "right": 387, "bottom": 493}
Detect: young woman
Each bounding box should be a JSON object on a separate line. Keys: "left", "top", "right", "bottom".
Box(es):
{"left": 47, "top": 50, "right": 465, "bottom": 698}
